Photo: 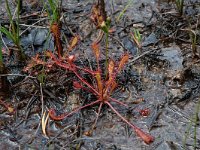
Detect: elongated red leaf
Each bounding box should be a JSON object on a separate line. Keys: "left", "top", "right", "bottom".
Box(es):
{"left": 68, "top": 35, "right": 79, "bottom": 51}
{"left": 134, "top": 127, "right": 154, "bottom": 144}
{"left": 91, "top": 42, "right": 100, "bottom": 61}
{"left": 118, "top": 54, "right": 129, "bottom": 72}
{"left": 108, "top": 60, "right": 114, "bottom": 78}
{"left": 95, "top": 71, "right": 103, "bottom": 95}
{"left": 51, "top": 23, "right": 63, "bottom": 57}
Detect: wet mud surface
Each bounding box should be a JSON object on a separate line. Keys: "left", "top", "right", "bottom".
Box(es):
{"left": 0, "top": 0, "right": 200, "bottom": 149}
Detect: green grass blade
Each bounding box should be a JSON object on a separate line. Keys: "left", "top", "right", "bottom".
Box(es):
{"left": 116, "top": 0, "right": 132, "bottom": 22}
{"left": 0, "top": 27, "right": 15, "bottom": 42}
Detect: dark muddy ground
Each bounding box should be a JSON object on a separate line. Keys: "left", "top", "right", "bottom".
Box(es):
{"left": 0, "top": 0, "right": 200, "bottom": 150}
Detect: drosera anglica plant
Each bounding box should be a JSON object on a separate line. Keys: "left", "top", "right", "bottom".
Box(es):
{"left": 46, "top": 42, "right": 154, "bottom": 144}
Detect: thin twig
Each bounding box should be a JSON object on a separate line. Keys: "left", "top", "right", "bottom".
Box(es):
{"left": 129, "top": 49, "right": 156, "bottom": 64}
{"left": 40, "top": 83, "right": 44, "bottom": 115}
{"left": 0, "top": 74, "right": 36, "bottom": 79}
{"left": 19, "top": 18, "right": 48, "bottom": 36}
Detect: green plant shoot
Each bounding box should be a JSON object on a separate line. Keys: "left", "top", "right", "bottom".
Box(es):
{"left": 116, "top": 0, "right": 132, "bottom": 22}
{"left": 175, "top": 0, "right": 184, "bottom": 15}
{"left": 131, "top": 28, "right": 142, "bottom": 49}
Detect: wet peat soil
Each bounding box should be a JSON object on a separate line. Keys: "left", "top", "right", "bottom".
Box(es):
{"left": 0, "top": 0, "right": 200, "bottom": 149}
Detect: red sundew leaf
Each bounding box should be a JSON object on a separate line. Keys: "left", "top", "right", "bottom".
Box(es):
{"left": 91, "top": 42, "right": 100, "bottom": 61}
{"left": 50, "top": 23, "right": 63, "bottom": 57}
{"left": 90, "top": 4, "right": 104, "bottom": 28}
{"left": 104, "top": 60, "right": 117, "bottom": 96}
{"left": 50, "top": 23, "right": 60, "bottom": 38}
{"left": 118, "top": 54, "right": 129, "bottom": 72}
{"left": 68, "top": 35, "right": 79, "bottom": 51}
{"left": 108, "top": 60, "right": 115, "bottom": 78}
{"left": 110, "top": 80, "right": 117, "bottom": 94}
{"left": 73, "top": 81, "right": 82, "bottom": 89}
{"left": 95, "top": 72, "right": 103, "bottom": 95}
{"left": 49, "top": 109, "right": 66, "bottom": 121}
{"left": 105, "top": 60, "right": 115, "bottom": 90}
{"left": 134, "top": 127, "right": 154, "bottom": 144}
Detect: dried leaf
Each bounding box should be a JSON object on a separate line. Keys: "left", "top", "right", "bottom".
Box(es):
{"left": 118, "top": 54, "right": 129, "bottom": 72}
{"left": 42, "top": 111, "right": 49, "bottom": 137}
{"left": 68, "top": 35, "right": 79, "bottom": 51}
{"left": 7, "top": 106, "right": 15, "bottom": 113}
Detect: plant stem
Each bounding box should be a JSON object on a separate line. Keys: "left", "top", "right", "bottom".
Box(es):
{"left": 108, "top": 97, "right": 128, "bottom": 107}
{"left": 105, "top": 32, "right": 109, "bottom": 75}
{"left": 49, "top": 99, "right": 101, "bottom": 121}
{"left": 73, "top": 70, "right": 100, "bottom": 96}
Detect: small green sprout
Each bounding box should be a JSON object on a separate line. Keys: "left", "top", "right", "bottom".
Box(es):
{"left": 175, "top": 0, "right": 184, "bottom": 15}
{"left": 116, "top": 0, "right": 132, "bottom": 22}
{"left": 131, "top": 28, "right": 142, "bottom": 49}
